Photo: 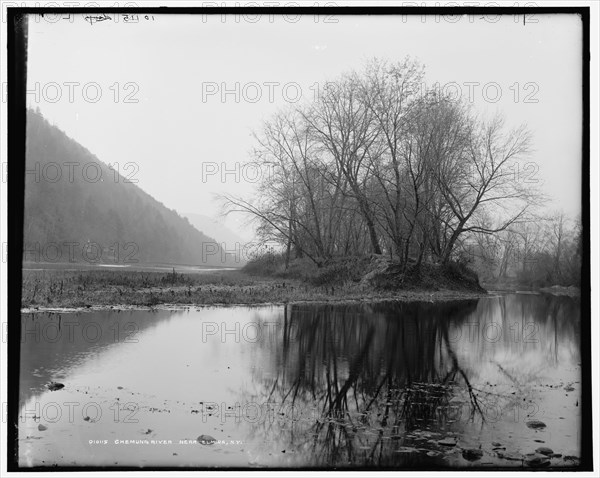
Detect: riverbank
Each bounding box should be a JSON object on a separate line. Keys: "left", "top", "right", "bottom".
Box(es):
{"left": 21, "top": 267, "right": 489, "bottom": 312}
{"left": 481, "top": 282, "right": 581, "bottom": 298}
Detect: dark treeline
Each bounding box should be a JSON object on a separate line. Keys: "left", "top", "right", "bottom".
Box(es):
{"left": 225, "top": 58, "right": 565, "bottom": 279}
{"left": 468, "top": 212, "right": 582, "bottom": 287}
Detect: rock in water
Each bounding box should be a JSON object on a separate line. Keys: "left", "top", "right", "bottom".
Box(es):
{"left": 197, "top": 435, "right": 216, "bottom": 445}
{"left": 437, "top": 437, "right": 457, "bottom": 446}
{"left": 497, "top": 451, "right": 524, "bottom": 461}
{"left": 526, "top": 420, "right": 547, "bottom": 430}
{"left": 462, "top": 448, "right": 484, "bottom": 461}
{"left": 535, "top": 447, "right": 554, "bottom": 456}
{"left": 47, "top": 382, "right": 64, "bottom": 391}
{"left": 525, "top": 453, "right": 551, "bottom": 467}
{"left": 393, "top": 447, "right": 419, "bottom": 455}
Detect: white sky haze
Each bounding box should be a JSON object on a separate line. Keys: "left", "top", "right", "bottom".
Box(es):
{"left": 25, "top": 12, "right": 584, "bottom": 237}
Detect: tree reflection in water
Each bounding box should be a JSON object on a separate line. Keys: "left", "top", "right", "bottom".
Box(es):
{"left": 243, "top": 300, "right": 488, "bottom": 467}
{"left": 237, "top": 295, "right": 580, "bottom": 467}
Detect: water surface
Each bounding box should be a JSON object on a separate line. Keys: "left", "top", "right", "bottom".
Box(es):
{"left": 18, "top": 293, "right": 582, "bottom": 468}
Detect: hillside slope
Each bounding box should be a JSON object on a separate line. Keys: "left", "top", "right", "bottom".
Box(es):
{"left": 184, "top": 213, "right": 250, "bottom": 266}
{"left": 23, "top": 109, "right": 233, "bottom": 267}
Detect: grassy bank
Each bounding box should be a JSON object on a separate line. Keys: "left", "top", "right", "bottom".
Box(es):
{"left": 244, "top": 254, "right": 485, "bottom": 290}
{"left": 21, "top": 263, "right": 488, "bottom": 311}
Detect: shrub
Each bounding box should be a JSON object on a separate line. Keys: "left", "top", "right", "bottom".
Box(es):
{"left": 242, "top": 251, "right": 286, "bottom": 276}
{"left": 160, "top": 268, "right": 191, "bottom": 285}
{"left": 280, "top": 258, "right": 317, "bottom": 280}
{"left": 308, "top": 257, "right": 370, "bottom": 286}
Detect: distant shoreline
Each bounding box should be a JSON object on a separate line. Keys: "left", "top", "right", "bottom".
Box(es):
{"left": 21, "top": 261, "right": 241, "bottom": 273}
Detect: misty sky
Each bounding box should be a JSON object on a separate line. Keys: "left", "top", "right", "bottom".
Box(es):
{"left": 25, "top": 12, "right": 583, "bottom": 239}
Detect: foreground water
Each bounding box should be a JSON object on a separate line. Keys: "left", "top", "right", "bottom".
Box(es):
{"left": 18, "top": 293, "right": 582, "bottom": 469}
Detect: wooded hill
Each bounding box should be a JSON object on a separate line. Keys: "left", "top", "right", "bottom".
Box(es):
{"left": 23, "top": 109, "right": 236, "bottom": 267}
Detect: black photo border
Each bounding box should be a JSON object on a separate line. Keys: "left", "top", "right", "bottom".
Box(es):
{"left": 5, "top": 4, "right": 592, "bottom": 472}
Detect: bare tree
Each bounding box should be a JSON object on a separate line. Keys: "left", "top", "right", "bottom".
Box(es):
{"left": 358, "top": 58, "right": 426, "bottom": 265}
{"left": 221, "top": 59, "right": 544, "bottom": 277}
{"left": 304, "top": 73, "right": 383, "bottom": 254}
{"left": 435, "top": 113, "right": 537, "bottom": 264}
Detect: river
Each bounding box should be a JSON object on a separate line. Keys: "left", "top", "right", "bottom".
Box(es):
{"left": 18, "top": 293, "right": 582, "bottom": 469}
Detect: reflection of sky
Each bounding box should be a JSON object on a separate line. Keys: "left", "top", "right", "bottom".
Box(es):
{"left": 24, "top": 307, "right": 283, "bottom": 405}
{"left": 19, "top": 310, "right": 175, "bottom": 402}
{"left": 19, "top": 306, "right": 285, "bottom": 467}
{"left": 448, "top": 295, "right": 580, "bottom": 385}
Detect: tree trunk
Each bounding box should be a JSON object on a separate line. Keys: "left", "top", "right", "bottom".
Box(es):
{"left": 441, "top": 225, "right": 464, "bottom": 265}
{"left": 355, "top": 194, "right": 381, "bottom": 255}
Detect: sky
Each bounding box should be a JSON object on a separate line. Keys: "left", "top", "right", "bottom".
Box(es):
{"left": 24, "top": 12, "right": 583, "bottom": 239}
